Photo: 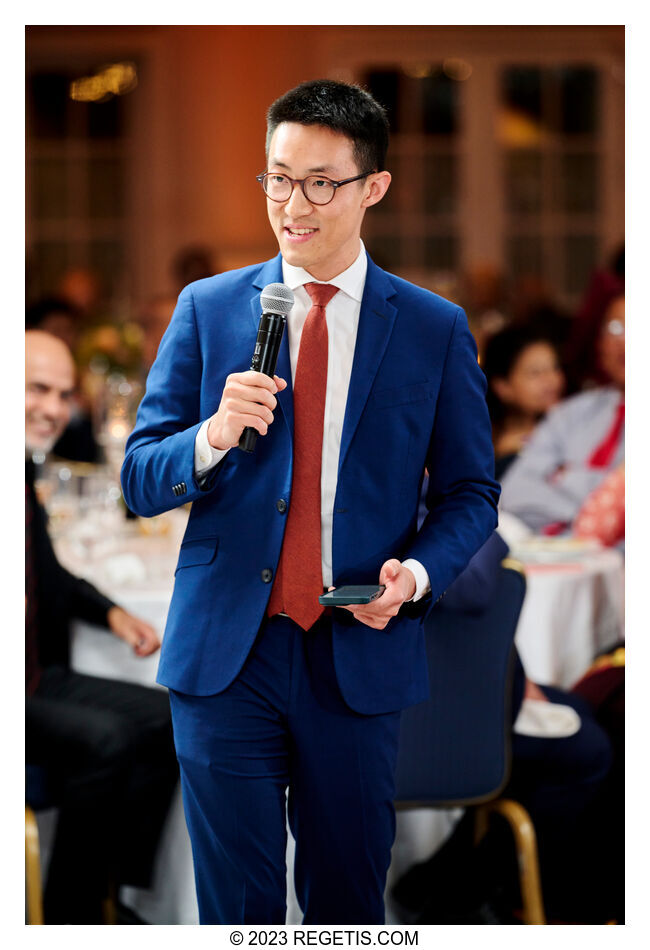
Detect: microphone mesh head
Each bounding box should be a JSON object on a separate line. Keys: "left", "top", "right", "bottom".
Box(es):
{"left": 261, "top": 282, "right": 294, "bottom": 316}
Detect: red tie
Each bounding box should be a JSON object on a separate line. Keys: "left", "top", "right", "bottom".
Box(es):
{"left": 267, "top": 282, "right": 339, "bottom": 630}
{"left": 588, "top": 399, "right": 625, "bottom": 468}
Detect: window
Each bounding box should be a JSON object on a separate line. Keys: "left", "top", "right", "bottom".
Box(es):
{"left": 353, "top": 50, "right": 621, "bottom": 312}
{"left": 26, "top": 65, "right": 134, "bottom": 306}
{"left": 361, "top": 67, "right": 461, "bottom": 284}
{"left": 499, "top": 65, "right": 602, "bottom": 300}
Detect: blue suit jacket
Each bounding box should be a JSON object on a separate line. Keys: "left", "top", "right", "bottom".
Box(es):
{"left": 121, "top": 252, "right": 500, "bottom": 714}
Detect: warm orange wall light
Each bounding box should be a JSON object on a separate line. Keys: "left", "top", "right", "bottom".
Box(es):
{"left": 69, "top": 62, "right": 138, "bottom": 103}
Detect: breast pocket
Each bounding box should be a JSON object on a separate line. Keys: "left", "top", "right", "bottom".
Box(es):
{"left": 369, "top": 381, "right": 435, "bottom": 411}
{"left": 175, "top": 536, "right": 219, "bottom": 574}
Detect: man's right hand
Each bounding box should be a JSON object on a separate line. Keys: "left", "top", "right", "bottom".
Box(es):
{"left": 207, "top": 371, "right": 287, "bottom": 450}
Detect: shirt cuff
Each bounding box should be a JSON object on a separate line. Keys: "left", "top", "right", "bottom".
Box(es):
{"left": 401, "top": 558, "right": 431, "bottom": 602}
{"left": 195, "top": 419, "right": 229, "bottom": 475}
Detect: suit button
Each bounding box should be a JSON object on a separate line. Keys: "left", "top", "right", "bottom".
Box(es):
{"left": 276, "top": 499, "right": 287, "bottom": 514}
{"left": 261, "top": 568, "right": 273, "bottom": 583}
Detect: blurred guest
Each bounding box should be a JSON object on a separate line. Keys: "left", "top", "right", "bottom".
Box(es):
{"left": 499, "top": 294, "right": 624, "bottom": 535}
{"left": 26, "top": 299, "right": 99, "bottom": 463}
{"left": 564, "top": 245, "right": 624, "bottom": 394}
{"left": 391, "top": 531, "right": 614, "bottom": 924}
{"left": 510, "top": 274, "right": 572, "bottom": 349}
{"left": 574, "top": 463, "right": 625, "bottom": 548}
{"left": 482, "top": 326, "right": 565, "bottom": 481}
{"left": 25, "top": 329, "right": 179, "bottom": 924}
{"left": 26, "top": 296, "right": 81, "bottom": 352}
{"left": 171, "top": 244, "right": 215, "bottom": 293}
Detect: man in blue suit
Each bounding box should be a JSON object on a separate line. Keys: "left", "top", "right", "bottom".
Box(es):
{"left": 121, "top": 79, "right": 499, "bottom": 924}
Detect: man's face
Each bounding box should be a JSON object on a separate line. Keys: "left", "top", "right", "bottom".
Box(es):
{"left": 25, "top": 333, "right": 76, "bottom": 453}
{"left": 265, "top": 122, "right": 386, "bottom": 281}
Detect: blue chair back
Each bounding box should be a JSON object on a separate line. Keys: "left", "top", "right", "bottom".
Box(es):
{"left": 395, "top": 563, "right": 526, "bottom": 806}
{"left": 26, "top": 764, "right": 55, "bottom": 812}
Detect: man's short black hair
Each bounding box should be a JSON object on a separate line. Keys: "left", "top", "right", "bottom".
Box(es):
{"left": 266, "top": 79, "right": 390, "bottom": 173}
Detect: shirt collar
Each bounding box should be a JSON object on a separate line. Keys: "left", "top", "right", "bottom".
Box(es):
{"left": 281, "top": 240, "right": 367, "bottom": 303}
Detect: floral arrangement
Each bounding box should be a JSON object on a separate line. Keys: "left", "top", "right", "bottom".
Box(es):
{"left": 75, "top": 320, "right": 144, "bottom": 377}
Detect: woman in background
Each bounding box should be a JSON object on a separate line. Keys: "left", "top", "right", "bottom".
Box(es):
{"left": 482, "top": 326, "right": 565, "bottom": 481}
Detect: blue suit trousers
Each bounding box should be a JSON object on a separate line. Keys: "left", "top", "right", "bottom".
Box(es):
{"left": 169, "top": 614, "right": 401, "bottom": 924}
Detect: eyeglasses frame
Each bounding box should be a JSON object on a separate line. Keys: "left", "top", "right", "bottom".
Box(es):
{"left": 256, "top": 170, "right": 375, "bottom": 205}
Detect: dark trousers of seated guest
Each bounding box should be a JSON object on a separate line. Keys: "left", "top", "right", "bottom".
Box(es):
{"left": 391, "top": 687, "right": 613, "bottom": 924}
{"left": 505, "top": 686, "right": 614, "bottom": 921}
{"left": 26, "top": 666, "right": 179, "bottom": 924}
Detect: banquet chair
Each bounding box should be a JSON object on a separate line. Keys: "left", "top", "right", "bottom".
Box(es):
{"left": 394, "top": 559, "right": 546, "bottom": 925}
{"left": 25, "top": 764, "right": 117, "bottom": 925}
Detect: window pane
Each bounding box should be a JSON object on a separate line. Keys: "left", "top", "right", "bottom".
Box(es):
{"left": 365, "top": 70, "right": 401, "bottom": 133}
{"left": 558, "top": 152, "right": 599, "bottom": 213}
{"left": 424, "top": 234, "right": 457, "bottom": 271}
{"left": 503, "top": 67, "right": 543, "bottom": 127}
{"left": 424, "top": 153, "right": 457, "bottom": 214}
{"left": 395, "top": 153, "right": 421, "bottom": 212}
{"left": 364, "top": 66, "right": 458, "bottom": 136}
{"left": 507, "top": 235, "right": 543, "bottom": 279}
{"left": 364, "top": 234, "right": 402, "bottom": 271}
{"left": 422, "top": 70, "right": 458, "bottom": 135}
{"left": 31, "top": 241, "right": 69, "bottom": 297}
{"left": 88, "top": 94, "right": 124, "bottom": 139}
{"left": 29, "top": 73, "right": 69, "bottom": 138}
{"left": 564, "top": 235, "right": 598, "bottom": 294}
{"left": 88, "top": 157, "right": 124, "bottom": 219}
{"left": 559, "top": 67, "right": 598, "bottom": 135}
{"left": 89, "top": 240, "right": 124, "bottom": 293}
{"left": 32, "top": 158, "right": 69, "bottom": 219}
{"left": 505, "top": 151, "right": 542, "bottom": 214}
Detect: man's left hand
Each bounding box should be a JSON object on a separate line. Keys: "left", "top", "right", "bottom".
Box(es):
{"left": 107, "top": 606, "right": 161, "bottom": 656}
{"left": 336, "top": 559, "right": 417, "bottom": 630}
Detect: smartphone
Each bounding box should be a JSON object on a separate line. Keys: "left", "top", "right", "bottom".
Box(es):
{"left": 318, "top": 585, "right": 386, "bottom": 606}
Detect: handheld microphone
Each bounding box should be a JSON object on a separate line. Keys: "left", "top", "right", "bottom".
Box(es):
{"left": 238, "top": 282, "right": 294, "bottom": 453}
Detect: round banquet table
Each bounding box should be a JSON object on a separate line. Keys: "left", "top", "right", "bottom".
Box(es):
{"left": 509, "top": 544, "right": 625, "bottom": 689}
{"left": 49, "top": 507, "right": 624, "bottom": 923}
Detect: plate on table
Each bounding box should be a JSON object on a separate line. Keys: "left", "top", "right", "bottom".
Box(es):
{"left": 510, "top": 537, "right": 603, "bottom": 564}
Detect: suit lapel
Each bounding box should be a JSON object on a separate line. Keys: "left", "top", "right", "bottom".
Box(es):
{"left": 337, "top": 258, "right": 398, "bottom": 475}
{"left": 250, "top": 254, "right": 294, "bottom": 443}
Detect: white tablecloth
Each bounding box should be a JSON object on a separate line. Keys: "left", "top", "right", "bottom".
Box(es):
{"left": 511, "top": 548, "right": 624, "bottom": 688}
{"left": 53, "top": 511, "right": 624, "bottom": 923}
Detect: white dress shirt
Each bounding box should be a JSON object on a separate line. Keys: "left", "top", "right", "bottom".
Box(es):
{"left": 194, "top": 241, "right": 430, "bottom": 600}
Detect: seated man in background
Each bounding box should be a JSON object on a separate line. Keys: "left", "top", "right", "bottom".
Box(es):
{"left": 26, "top": 298, "right": 99, "bottom": 463}
{"left": 499, "top": 293, "right": 624, "bottom": 536}
{"left": 25, "top": 330, "right": 179, "bottom": 924}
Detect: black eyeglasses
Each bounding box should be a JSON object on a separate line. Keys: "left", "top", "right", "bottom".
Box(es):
{"left": 256, "top": 170, "right": 374, "bottom": 206}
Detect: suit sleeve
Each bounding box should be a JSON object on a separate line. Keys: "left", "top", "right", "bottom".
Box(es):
{"left": 121, "top": 286, "right": 220, "bottom": 517}
{"left": 405, "top": 306, "right": 500, "bottom": 607}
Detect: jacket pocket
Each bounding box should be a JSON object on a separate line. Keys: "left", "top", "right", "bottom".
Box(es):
{"left": 369, "top": 381, "right": 434, "bottom": 410}
{"left": 175, "top": 536, "right": 219, "bottom": 573}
